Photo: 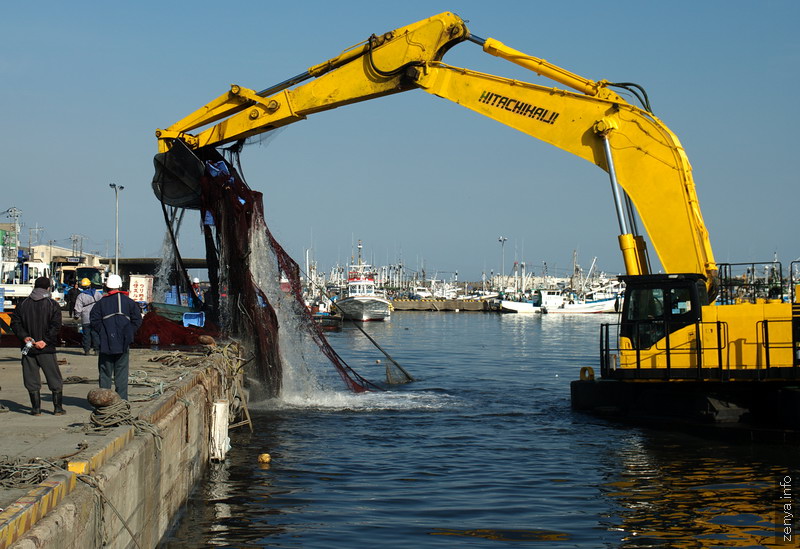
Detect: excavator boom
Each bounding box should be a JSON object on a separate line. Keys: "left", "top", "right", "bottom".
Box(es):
{"left": 155, "top": 12, "right": 469, "bottom": 152}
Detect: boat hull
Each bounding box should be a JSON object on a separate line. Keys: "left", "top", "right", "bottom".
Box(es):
{"left": 546, "top": 296, "right": 620, "bottom": 314}
{"left": 313, "top": 312, "right": 343, "bottom": 330}
{"left": 335, "top": 296, "right": 391, "bottom": 321}
{"left": 498, "top": 300, "right": 545, "bottom": 314}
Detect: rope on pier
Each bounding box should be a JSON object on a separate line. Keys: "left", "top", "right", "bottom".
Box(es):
{"left": 147, "top": 343, "right": 253, "bottom": 431}
{"left": 0, "top": 456, "right": 57, "bottom": 489}
{"left": 86, "top": 400, "right": 163, "bottom": 451}
{"left": 63, "top": 376, "right": 92, "bottom": 384}
{"left": 32, "top": 457, "right": 144, "bottom": 549}
{"left": 0, "top": 439, "right": 89, "bottom": 490}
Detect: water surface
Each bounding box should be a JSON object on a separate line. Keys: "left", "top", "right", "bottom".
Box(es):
{"left": 160, "top": 312, "right": 796, "bottom": 548}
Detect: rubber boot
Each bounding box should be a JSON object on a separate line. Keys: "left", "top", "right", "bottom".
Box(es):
{"left": 53, "top": 391, "right": 66, "bottom": 415}
{"left": 29, "top": 391, "right": 41, "bottom": 416}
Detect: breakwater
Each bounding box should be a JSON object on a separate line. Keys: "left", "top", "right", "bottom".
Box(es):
{"left": 391, "top": 299, "right": 488, "bottom": 312}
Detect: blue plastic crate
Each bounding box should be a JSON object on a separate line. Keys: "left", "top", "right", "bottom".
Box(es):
{"left": 182, "top": 312, "right": 205, "bottom": 328}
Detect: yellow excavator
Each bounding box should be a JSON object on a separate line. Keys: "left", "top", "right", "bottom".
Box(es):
{"left": 154, "top": 12, "right": 799, "bottom": 430}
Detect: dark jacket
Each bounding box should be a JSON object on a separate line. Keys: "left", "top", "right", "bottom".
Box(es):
{"left": 90, "top": 290, "right": 143, "bottom": 354}
{"left": 10, "top": 288, "right": 62, "bottom": 355}
{"left": 66, "top": 286, "right": 81, "bottom": 314}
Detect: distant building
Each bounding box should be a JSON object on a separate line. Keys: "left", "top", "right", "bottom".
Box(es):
{"left": 30, "top": 244, "right": 104, "bottom": 268}
{"left": 0, "top": 222, "right": 19, "bottom": 261}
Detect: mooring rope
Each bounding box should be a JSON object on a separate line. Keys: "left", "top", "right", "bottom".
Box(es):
{"left": 128, "top": 370, "right": 166, "bottom": 402}
{"left": 0, "top": 456, "right": 57, "bottom": 489}
{"left": 31, "top": 458, "right": 144, "bottom": 549}
{"left": 63, "top": 376, "right": 92, "bottom": 384}
{"left": 0, "top": 440, "right": 89, "bottom": 490}
{"left": 87, "top": 400, "right": 163, "bottom": 451}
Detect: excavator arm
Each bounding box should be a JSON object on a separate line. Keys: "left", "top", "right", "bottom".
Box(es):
{"left": 154, "top": 12, "right": 716, "bottom": 287}
{"left": 155, "top": 12, "right": 469, "bottom": 152}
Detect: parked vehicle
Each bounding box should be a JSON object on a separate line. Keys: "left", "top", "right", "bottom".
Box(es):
{"left": 1, "top": 259, "right": 55, "bottom": 310}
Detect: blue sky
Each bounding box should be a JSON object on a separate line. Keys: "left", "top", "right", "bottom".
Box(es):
{"left": 1, "top": 1, "right": 798, "bottom": 282}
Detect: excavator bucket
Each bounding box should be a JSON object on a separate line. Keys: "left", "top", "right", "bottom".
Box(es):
{"left": 152, "top": 140, "right": 205, "bottom": 210}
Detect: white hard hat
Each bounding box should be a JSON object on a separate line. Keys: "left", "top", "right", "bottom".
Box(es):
{"left": 106, "top": 274, "right": 122, "bottom": 289}
{"left": 192, "top": 277, "right": 200, "bottom": 284}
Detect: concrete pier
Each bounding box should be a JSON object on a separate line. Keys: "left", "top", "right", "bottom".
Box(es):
{"left": 0, "top": 341, "right": 243, "bottom": 548}
{"left": 391, "top": 299, "right": 489, "bottom": 312}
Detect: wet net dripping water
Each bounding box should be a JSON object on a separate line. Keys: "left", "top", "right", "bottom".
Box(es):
{"left": 195, "top": 147, "right": 380, "bottom": 399}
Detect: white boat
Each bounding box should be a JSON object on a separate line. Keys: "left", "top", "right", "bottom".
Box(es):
{"left": 457, "top": 290, "right": 499, "bottom": 301}
{"left": 412, "top": 286, "right": 433, "bottom": 299}
{"left": 538, "top": 283, "right": 622, "bottom": 314}
{"left": 498, "top": 299, "right": 546, "bottom": 314}
{"left": 333, "top": 241, "right": 391, "bottom": 322}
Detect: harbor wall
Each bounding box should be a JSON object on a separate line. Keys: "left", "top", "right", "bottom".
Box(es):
{"left": 391, "top": 299, "right": 489, "bottom": 312}
{"left": 7, "top": 367, "right": 222, "bottom": 549}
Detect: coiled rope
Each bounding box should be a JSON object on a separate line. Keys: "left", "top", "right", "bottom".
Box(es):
{"left": 0, "top": 456, "right": 55, "bottom": 489}
{"left": 0, "top": 442, "right": 89, "bottom": 490}
{"left": 88, "top": 399, "right": 163, "bottom": 451}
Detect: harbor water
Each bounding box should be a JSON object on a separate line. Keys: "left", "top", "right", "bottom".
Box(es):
{"left": 160, "top": 312, "right": 797, "bottom": 548}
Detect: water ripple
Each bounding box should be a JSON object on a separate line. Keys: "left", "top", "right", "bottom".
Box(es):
{"left": 160, "top": 312, "right": 798, "bottom": 548}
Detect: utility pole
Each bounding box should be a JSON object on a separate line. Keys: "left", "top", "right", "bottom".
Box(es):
{"left": 70, "top": 234, "right": 86, "bottom": 259}
{"left": 498, "top": 236, "right": 508, "bottom": 289}
{"left": 28, "top": 223, "right": 44, "bottom": 259}
{"left": 3, "top": 207, "right": 22, "bottom": 261}
{"left": 70, "top": 234, "right": 80, "bottom": 256}
{"left": 109, "top": 183, "right": 124, "bottom": 274}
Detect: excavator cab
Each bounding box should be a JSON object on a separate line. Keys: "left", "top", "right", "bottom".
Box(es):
{"left": 619, "top": 274, "right": 708, "bottom": 350}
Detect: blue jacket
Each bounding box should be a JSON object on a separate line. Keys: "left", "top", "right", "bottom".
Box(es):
{"left": 90, "top": 291, "right": 143, "bottom": 354}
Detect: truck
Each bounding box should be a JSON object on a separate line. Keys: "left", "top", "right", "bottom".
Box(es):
{"left": 54, "top": 264, "right": 105, "bottom": 291}
{"left": 152, "top": 12, "right": 798, "bottom": 429}
{"left": 1, "top": 256, "right": 56, "bottom": 310}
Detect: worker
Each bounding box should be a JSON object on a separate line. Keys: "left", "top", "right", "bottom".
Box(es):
{"left": 90, "top": 274, "right": 142, "bottom": 400}
{"left": 74, "top": 278, "right": 102, "bottom": 355}
{"left": 191, "top": 277, "right": 204, "bottom": 304}
{"left": 66, "top": 280, "right": 81, "bottom": 316}
{"left": 10, "top": 277, "right": 65, "bottom": 415}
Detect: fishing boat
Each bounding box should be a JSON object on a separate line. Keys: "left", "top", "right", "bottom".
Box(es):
{"left": 313, "top": 310, "right": 344, "bottom": 330}
{"left": 333, "top": 241, "right": 391, "bottom": 322}
{"left": 537, "top": 255, "right": 624, "bottom": 314}
{"left": 308, "top": 298, "right": 343, "bottom": 330}
{"left": 539, "top": 282, "right": 622, "bottom": 314}
{"left": 498, "top": 300, "right": 545, "bottom": 314}
{"left": 497, "top": 293, "right": 546, "bottom": 314}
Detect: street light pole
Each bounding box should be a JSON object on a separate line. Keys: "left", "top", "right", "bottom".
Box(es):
{"left": 498, "top": 236, "right": 507, "bottom": 289}
{"left": 109, "top": 183, "right": 124, "bottom": 274}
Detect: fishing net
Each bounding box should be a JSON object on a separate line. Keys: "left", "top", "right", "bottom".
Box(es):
{"left": 182, "top": 145, "right": 381, "bottom": 397}
{"left": 133, "top": 312, "right": 217, "bottom": 347}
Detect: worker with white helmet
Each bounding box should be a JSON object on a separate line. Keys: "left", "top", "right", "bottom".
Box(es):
{"left": 90, "top": 274, "right": 142, "bottom": 400}
{"left": 191, "top": 276, "right": 204, "bottom": 304}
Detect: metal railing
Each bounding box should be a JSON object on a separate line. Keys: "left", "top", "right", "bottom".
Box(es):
{"left": 718, "top": 261, "right": 784, "bottom": 304}
{"left": 600, "top": 318, "right": 796, "bottom": 380}
{"left": 791, "top": 261, "right": 800, "bottom": 303}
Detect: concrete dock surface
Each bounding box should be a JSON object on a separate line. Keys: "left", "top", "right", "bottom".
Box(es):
{"left": 0, "top": 344, "right": 190, "bottom": 509}
{"left": 0, "top": 311, "right": 231, "bottom": 548}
